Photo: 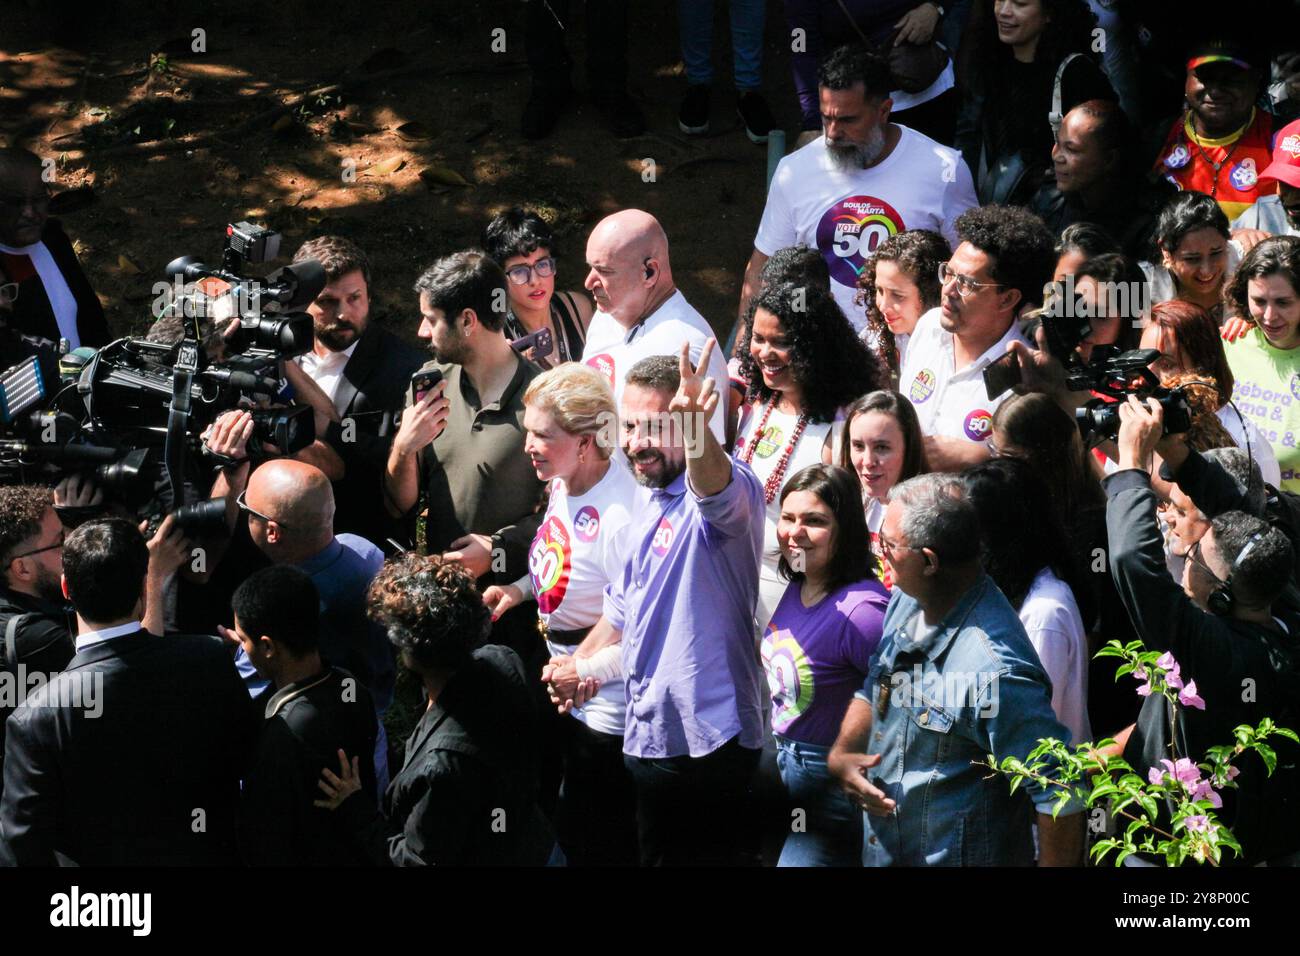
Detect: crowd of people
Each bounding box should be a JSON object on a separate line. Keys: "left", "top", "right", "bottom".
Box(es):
{"left": 3, "top": 2, "right": 1300, "bottom": 867}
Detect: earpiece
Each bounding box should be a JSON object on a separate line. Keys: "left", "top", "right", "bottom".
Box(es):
{"left": 1207, "top": 531, "right": 1265, "bottom": 616}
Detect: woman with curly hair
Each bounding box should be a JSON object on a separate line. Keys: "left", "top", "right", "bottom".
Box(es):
{"left": 735, "top": 281, "right": 882, "bottom": 632}
{"left": 482, "top": 205, "right": 594, "bottom": 368}
{"left": 955, "top": 0, "right": 1114, "bottom": 205}
{"left": 1223, "top": 236, "right": 1300, "bottom": 493}
{"left": 855, "top": 229, "right": 950, "bottom": 383}
{"left": 315, "top": 553, "right": 555, "bottom": 866}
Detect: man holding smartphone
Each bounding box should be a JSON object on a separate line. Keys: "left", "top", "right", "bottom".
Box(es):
{"left": 384, "top": 250, "right": 547, "bottom": 667}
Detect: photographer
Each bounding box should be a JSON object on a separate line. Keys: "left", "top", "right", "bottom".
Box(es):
{"left": 1104, "top": 395, "right": 1300, "bottom": 865}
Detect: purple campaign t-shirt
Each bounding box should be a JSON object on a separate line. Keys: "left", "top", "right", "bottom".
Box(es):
{"left": 761, "top": 578, "right": 889, "bottom": 747}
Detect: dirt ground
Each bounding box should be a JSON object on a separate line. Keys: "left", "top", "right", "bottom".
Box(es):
{"left": 2, "top": 0, "right": 807, "bottom": 348}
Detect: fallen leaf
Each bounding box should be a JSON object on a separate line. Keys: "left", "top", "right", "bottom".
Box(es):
{"left": 394, "top": 121, "right": 433, "bottom": 141}
{"left": 117, "top": 255, "right": 141, "bottom": 275}
{"left": 370, "top": 156, "right": 405, "bottom": 175}
{"left": 418, "top": 165, "right": 470, "bottom": 188}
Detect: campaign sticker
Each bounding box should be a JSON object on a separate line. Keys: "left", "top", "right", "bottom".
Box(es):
{"left": 530, "top": 516, "right": 572, "bottom": 614}
{"left": 753, "top": 424, "right": 783, "bottom": 458}
{"left": 573, "top": 505, "right": 600, "bottom": 543}
{"left": 909, "top": 369, "right": 937, "bottom": 404}
{"left": 963, "top": 408, "right": 993, "bottom": 442}
{"left": 1163, "top": 145, "right": 1191, "bottom": 170}
{"left": 586, "top": 353, "right": 616, "bottom": 388}
{"left": 650, "top": 518, "right": 674, "bottom": 557}
{"left": 815, "top": 194, "right": 905, "bottom": 288}
{"left": 1280, "top": 134, "right": 1300, "bottom": 158}
{"left": 1230, "top": 158, "right": 1258, "bottom": 192}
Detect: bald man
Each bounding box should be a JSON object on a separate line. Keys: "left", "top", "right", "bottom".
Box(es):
{"left": 579, "top": 210, "right": 728, "bottom": 442}
{"left": 0, "top": 147, "right": 109, "bottom": 349}
{"left": 238, "top": 459, "right": 395, "bottom": 787}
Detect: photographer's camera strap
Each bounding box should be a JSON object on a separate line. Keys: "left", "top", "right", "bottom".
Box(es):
{"left": 166, "top": 340, "right": 201, "bottom": 505}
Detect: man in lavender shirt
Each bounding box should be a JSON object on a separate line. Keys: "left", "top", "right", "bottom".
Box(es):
{"left": 546, "top": 342, "right": 766, "bottom": 865}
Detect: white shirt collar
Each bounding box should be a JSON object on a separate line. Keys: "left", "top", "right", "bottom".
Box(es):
{"left": 301, "top": 340, "right": 358, "bottom": 368}
{"left": 76, "top": 620, "right": 142, "bottom": 652}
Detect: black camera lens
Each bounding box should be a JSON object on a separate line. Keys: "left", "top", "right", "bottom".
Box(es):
{"left": 171, "top": 498, "right": 230, "bottom": 537}
{"left": 250, "top": 404, "right": 314, "bottom": 455}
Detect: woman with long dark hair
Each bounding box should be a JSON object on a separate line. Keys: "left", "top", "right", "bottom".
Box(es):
{"left": 1143, "top": 190, "right": 1241, "bottom": 322}
{"left": 838, "top": 390, "right": 930, "bottom": 588}
{"left": 735, "top": 282, "right": 881, "bottom": 632}
{"left": 762, "top": 464, "right": 888, "bottom": 866}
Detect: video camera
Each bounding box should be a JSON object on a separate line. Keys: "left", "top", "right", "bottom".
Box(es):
{"left": 0, "top": 222, "right": 325, "bottom": 534}
{"left": 1071, "top": 348, "right": 1193, "bottom": 444}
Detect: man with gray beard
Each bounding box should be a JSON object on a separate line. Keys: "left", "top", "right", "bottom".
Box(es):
{"left": 740, "top": 44, "right": 976, "bottom": 340}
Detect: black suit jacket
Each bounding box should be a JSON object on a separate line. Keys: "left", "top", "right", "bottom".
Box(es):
{"left": 320, "top": 323, "right": 425, "bottom": 543}
{"left": 0, "top": 218, "right": 110, "bottom": 349}
{"left": 0, "top": 629, "right": 257, "bottom": 866}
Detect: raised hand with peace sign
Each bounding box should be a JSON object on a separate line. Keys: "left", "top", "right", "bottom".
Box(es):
{"left": 670, "top": 338, "right": 732, "bottom": 498}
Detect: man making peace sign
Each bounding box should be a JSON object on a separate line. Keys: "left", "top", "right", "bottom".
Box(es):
{"left": 546, "top": 340, "right": 767, "bottom": 866}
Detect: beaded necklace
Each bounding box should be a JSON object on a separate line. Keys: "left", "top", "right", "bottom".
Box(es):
{"left": 735, "top": 396, "right": 810, "bottom": 504}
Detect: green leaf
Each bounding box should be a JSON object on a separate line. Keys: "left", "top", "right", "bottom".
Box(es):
{"left": 1255, "top": 743, "right": 1278, "bottom": 775}
{"left": 1273, "top": 727, "right": 1300, "bottom": 745}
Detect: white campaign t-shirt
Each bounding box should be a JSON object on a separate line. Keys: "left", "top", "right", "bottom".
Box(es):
{"left": 581, "top": 289, "right": 727, "bottom": 443}
{"left": 899, "top": 307, "right": 1031, "bottom": 445}
{"left": 532, "top": 462, "right": 637, "bottom": 736}
{"left": 734, "top": 402, "right": 839, "bottom": 635}
{"left": 1018, "top": 568, "right": 1091, "bottom": 747}
{"left": 0, "top": 239, "right": 80, "bottom": 349}
{"left": 753, "top": 125, "right": 977, "bottom": 332}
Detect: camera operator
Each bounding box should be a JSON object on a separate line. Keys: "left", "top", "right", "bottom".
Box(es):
{"left": 1103, "top": 395, "right": 1300, "bottom": 865}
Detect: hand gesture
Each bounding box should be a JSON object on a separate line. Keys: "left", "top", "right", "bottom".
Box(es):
{"left": 668, "top": 338, "right": 719, "bottom": 444}
{"left": 1220, "top": 314, "right": 1255, "bottom": 343}
{"left": 482, "top": 584, "right": 523, "bottom": 622}
{"left": 314, "top": 749, "right": 362, "bottom": 811}
{"left": 833, "top": 752, "right": 897, "bottom": 816}
{"left": 542, "top": 655, "right": 582, "bottom": 712}
{"left": 54, "top": 473, "right": 104, "bottom": 510}
{"left": 444, "top": 532, "right": 494, "bottom": 579}
{"left": 1230, "top": 228, "right": 1271, "bottom": 256}
{"left": 141, "top": 513, "right": 192, "bottom": 580}
{"left": 393, "top": 379, "right": 450, "bottom": 458}
{"left": 202, "top": 409, "right": 254, "bottom": 462}
{"left": 1116, "top": 394, "right": 1164, "bottom": 473}
{"left": 894, "top": 1, "right": 940, "bottom": 44}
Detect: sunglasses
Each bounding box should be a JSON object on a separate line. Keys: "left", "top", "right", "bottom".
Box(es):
{"left": 505, "top": 257, "right": 556, "bottom": 286}
{"left": 236, "top": 490, "right": 290, "bottom": 529}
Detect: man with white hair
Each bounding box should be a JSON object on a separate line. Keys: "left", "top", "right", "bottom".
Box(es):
{"left": 828, "top": 473, "right": 1084, "bottom": 866}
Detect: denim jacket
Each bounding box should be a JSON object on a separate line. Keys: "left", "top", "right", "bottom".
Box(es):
{"left": 860, "top": 576, "right": 1080, "bottom": 866}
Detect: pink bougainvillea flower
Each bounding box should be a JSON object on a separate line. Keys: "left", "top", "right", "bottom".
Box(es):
{"left": 1148, "top": 766, "right": 1165, "bottom": 786}
{"left": 1178, "top": 680, "right": 1205, "bottom": 710}
{"left": 1156, "top": 653, "right": 1184, "bottom": 689}
{"left": 1183, "top": 814, "right": 1214, "bottom": 834}
{"left": 1189, "top": 779, "right": 1223, "bottom": 808}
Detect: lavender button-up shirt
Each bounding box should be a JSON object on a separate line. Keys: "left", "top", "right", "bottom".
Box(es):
{"left": 603, "top": 460, "right": 766, "bottom": 759}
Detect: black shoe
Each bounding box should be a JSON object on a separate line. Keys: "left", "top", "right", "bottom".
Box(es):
{"left": 737, "top": 90, "right": 776, "bottom": 144}
{"left": 522, "top": 85, "right": 571, "bottom": 140}
{"left": 593, "top": 91, "right": 646, "bottom": 139}
{"left": 678, "top": 84, "right": 711, "bottom": 135}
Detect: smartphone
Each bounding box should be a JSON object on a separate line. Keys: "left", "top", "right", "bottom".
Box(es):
{"left": 982, "top": 350, "right": 1022, "bottom": 401}
{"left": 510, "top": 327, "right": 554, "bottom": 360}
{"left": 408, "top": 368, "right": 444, "bottom": 407}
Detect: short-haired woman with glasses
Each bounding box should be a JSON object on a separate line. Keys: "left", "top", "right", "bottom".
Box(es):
{"left": 482, "top": 206, "right": 594, "bottom": 369}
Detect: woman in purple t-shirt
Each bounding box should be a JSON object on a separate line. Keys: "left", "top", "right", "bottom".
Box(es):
{"left": 762, "top": 464, "right": 890, "bottom": 867}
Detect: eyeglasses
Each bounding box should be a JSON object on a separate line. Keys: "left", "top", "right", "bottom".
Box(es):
{"left": 236, "top": 490, "right": 289, "bottom": 529}
{"left": 1186, "top": 538, "right": 1223, "bottom": 584}
{"left": 504, "top": 257, "right": 556, "bottom": 286}
{"left": 6, "top": 530, "right": 64, "bottom": 563}
{"left": 0, "top": 283, "right": 17, "bottom": 307}
{"left": 938, "top": 262, "right": 1004, "bottom": 299}
{"left": 877, "top": 534, "right": 916, "bottom": 557}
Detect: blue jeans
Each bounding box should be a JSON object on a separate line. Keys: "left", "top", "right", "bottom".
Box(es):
{"left": 677, "top": 0, "right": 765, "bottom": 91}
{"left": 774, "top": 735, "right": 863, "bottom": 867}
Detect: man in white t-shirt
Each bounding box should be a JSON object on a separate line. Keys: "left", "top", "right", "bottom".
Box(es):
{"left": 580, "top": 209, "right": 728, "bottom": 442}
{"left": 740, "top": 44, "right": 976, "bottom": 338}
{"left": 899, "top": 205, "right": 1056, "bottom": 471}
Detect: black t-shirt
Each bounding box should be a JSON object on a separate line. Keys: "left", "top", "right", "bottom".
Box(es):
{"left": 0, "top": 589, "right": 77, "bottom": 787}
